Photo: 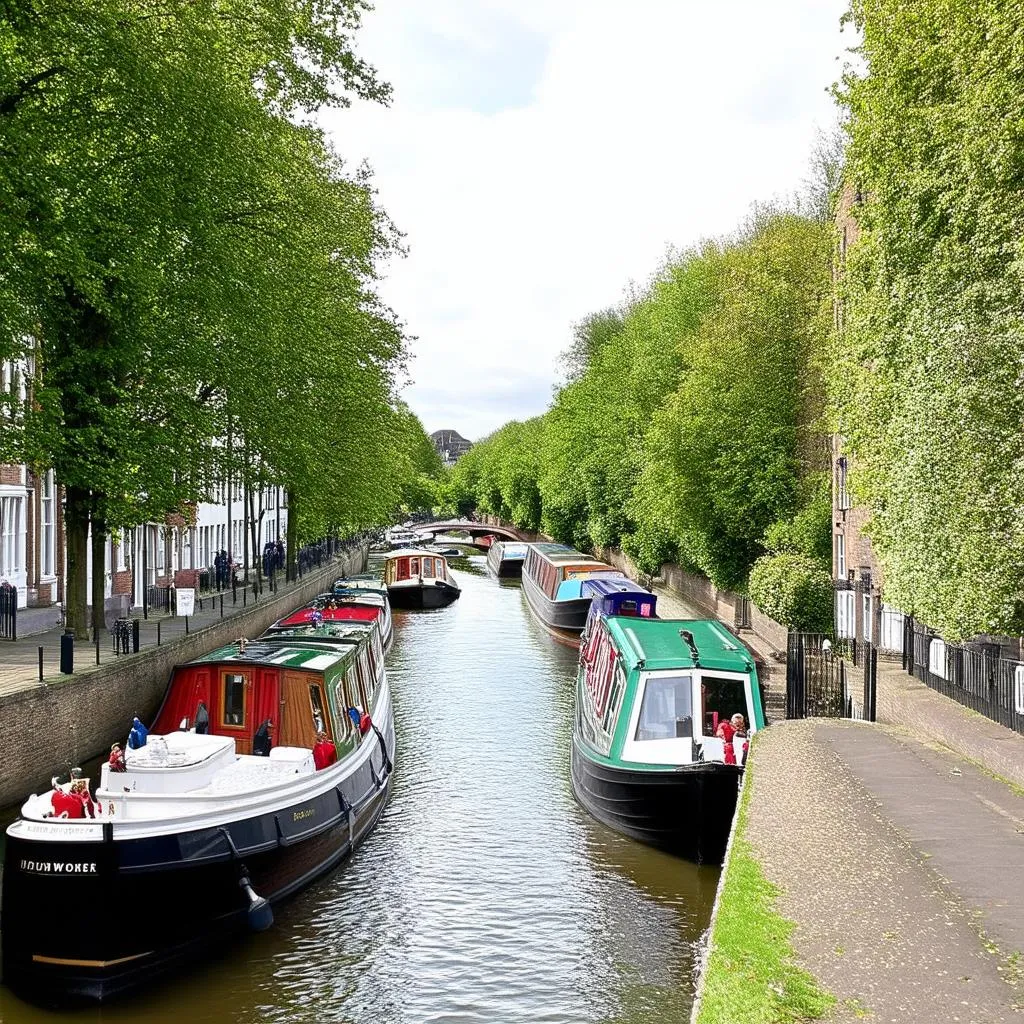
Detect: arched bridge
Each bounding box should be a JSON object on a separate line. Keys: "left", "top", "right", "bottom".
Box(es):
{"left": 416, "top": 519, "right": 527, "bottom": 548}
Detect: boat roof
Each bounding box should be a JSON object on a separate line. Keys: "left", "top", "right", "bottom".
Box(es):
{"left": 530, "top": 542, "right": 609, "bottom": 566}
{"left": 188, "top": 625, "right": 373, "bottom": 670}
{"left": 581, "top": 577, "right": 651, "bottom": 598}
{"left": 387, "top": 547, "right": 444, "bottom": 559}
{"left": 494, "top": 542, "right": 528, "bottom": 557}
{"left": 604, "top": 617, "right": 754, "bottom": 674}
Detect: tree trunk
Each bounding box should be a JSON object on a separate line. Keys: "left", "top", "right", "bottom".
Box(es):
{"left": 248, "top": 488, "right": 262, "bottom": 594}
{"left": 286, "top": 489, "right": 297, "bottom": 581}
{"left": 65, "top": 485, "right": 90, "bottom": 640}
{"left": 91, "top": 507, "right": 106, "bottom": 637}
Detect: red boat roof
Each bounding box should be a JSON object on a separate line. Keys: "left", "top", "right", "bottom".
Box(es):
{"left": 277, "top": 605, "right": 380, "bottom": 627}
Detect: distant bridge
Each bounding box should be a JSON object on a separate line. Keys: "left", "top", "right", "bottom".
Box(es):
{"left": 416, "top": 519, "right": 527, "bottom": 548}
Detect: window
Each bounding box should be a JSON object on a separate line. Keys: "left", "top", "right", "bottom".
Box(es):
{"left": 837, "top": 457, "right": 850, "bottom": 511}
{"left": 308, "top": 685, "right": 327, "bottom": 734}
{"left": 836, "top": 533, "right": 846, "bottom": 579}
{"left": 928, "top": 638, "right": 947, "bottom": 679}
{"left": 434, "top": 558, "right": 444, "bottom": 577}
{"left": 0, "top": 495, "right": 22, "bottom": 574}
{"left": 41, "top": 472, "right": 54, "bottom": 577}
{"left": 156, "top": 529, "right": 166, "bottom": 572}
{"left": 862, "top": 594, "right": 873, "bottom": 643}
{"left": 1014, "top": 666, "right": 1024, "bottom": 716}
{"left": 410, "top": 557, "right": 420, "bottom": 576}
{"left": 837, "top": 591, "right": 855, "bottom": 638}
{"left": 396, "top": 559, "right": 409, "bottom": 581}
{"left": 700, "top": 676, "right": 747, "bottom": 736}
{"left": 222, "top": 673, "right": 246, "bottom": 727}
{"left": 879, "top": 604, "right": 904, "bottom": 654}
{"left": 635, "top": 674, "right": 693, "bottom": 740}
{"left": 422, "top": 558, "right": 434, "bottom": 578}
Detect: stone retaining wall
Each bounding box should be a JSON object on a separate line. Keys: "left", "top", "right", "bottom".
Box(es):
{"left": 0, "top": 545, "right": 368, "bottom": 810}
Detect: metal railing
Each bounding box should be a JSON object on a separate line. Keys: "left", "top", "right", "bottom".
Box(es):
{"left": 0, "top": 581, "right": 16, "bottom": 640}
{"left": 906, "top": 620, "right": 1024, "bottom": 736}
{"left": 786, "top": 631, "right": 874, "bottom": 721}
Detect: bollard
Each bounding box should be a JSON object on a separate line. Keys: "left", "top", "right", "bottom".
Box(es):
{"left": 185, "top": 615, "right": 189, "bottom": 635}
{"left": 38, "top": 645, "right": 43, "bottom": 682}
{"left": 233, "top": 579, "right": 237, "bottom": 604}
{"left": 243, "top": 588, "right": 247, "bottom": 608}
{"left": 220, "top": 593, "right": 224, "bottom": 618}
{"left": 60, "top": 632, "right": 74, "bottom": 674}
{"left": 132, "top": 617, "right": 140, "bottom": 653}
{"left": 95, "top": 635, "right": 100, "bottom": 665}
{"left": 157, "top": 621, "right": 161, "bottom": 646}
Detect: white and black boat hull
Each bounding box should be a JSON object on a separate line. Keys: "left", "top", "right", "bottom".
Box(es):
{"left": 2, "top": 724, "right": 395, "bottom": 1007}
{"left": 570, "top": 735, "right": 741, "bottom": 864}
{"left": 386, "top": 580, "right": 460, "bottom": 609}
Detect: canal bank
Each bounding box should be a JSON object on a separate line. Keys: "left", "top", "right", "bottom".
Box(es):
{"left": 0, "top": 543, "right": 368, "bottom": 810}
{"left": 0, "top": 548, "right": 718, "bottom": 1024}
{"left": 694, "top": 718, "right": 1024, "bottom": 1024}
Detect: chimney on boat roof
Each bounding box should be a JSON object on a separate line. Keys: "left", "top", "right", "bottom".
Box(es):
{"left": 235, "top": 637, "right": 248, "bottom": 654}
{"left": 679, "top": 630, "right": 701, "bottom": 667}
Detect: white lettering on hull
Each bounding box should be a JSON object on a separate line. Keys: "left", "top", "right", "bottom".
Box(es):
{"left": 20, "top": 860, "right": 98, "bottom": 874}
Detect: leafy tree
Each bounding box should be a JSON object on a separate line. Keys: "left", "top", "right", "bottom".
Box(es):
{"left": 835, "top": 0, "right": 1024, "bottom": 639}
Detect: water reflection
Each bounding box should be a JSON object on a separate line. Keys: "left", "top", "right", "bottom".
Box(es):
{"left": 0, "top": 554, "right": 716, "bottom": 1024}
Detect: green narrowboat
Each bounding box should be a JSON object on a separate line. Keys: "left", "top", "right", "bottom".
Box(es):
{"left": 572, "top": 615, "right": 765, "bottom": 864}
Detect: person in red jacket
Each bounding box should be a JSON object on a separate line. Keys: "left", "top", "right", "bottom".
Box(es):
{"left": 312, "top": 731, "right": 337, "bottom": 771}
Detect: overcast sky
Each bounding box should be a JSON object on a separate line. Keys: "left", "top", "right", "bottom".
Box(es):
{"left": 322, "top": 0, "right": 851, "bottom": 440}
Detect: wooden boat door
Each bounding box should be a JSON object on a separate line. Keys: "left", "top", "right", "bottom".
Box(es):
{"left": 279, "top": 671, "right": 324, "bottom": 749}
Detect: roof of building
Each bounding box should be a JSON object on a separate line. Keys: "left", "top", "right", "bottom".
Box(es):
{"left": 605, "top": 617, "right": 755, "bottom": 675}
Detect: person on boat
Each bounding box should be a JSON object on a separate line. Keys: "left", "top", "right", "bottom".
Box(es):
{"left": 128, "top": 715, "right": 148, "bottom": 749}
{"left": 108, "top": 743, "right": 126, "bottom": 773}
{"left": 195, "top": 701, "right": 210, "bottom": 734}
{"left": 252, "top": 719, "right": 273, "bottom": 756}
{"left": 71, "top": 779, "right": 96, "bottom": 818}
{"left": 347, "top": 706, "right": 362, "bottom": 731}
{"left": 312, "top": 731, "right": 337, "bottom": 770}
{"left": 730, "top": 713, "right": 747, "bottom": 737}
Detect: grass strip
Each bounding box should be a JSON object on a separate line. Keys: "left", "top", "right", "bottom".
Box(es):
{"left": 696, "top": 769, "right": 835, "bottom": 1024}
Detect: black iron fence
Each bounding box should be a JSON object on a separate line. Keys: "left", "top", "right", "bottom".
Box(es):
{"left": 786, "top": 631, "right": 875, "bottom": 721}
{"left": 905, "top": 619, "right": 1024, "bottom": 736}
{"left": 0, "top": 581, "right": 17, "bottom": 640}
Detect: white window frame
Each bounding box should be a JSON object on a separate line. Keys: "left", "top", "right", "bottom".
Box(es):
{"left": 40, "top": 471, "right": 55, "bottom": 578}
{"left": 862, "top": 594, "right": 873, "bottom": 643}
{"left": 837, "top": 591, "right": 856, "bottom": 639}
{"left": 1014, "top": 666, "right": 1024, "bottom": 716}
{"left": 836, "top": 533, "right": 846, "bottom": 579}
{"left": 928, "top": 638, "right": 947, "bottom": 679}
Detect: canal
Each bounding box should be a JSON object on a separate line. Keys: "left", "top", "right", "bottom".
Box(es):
{"left": 0, "top": 550, "right": 719, "bottom": 1023}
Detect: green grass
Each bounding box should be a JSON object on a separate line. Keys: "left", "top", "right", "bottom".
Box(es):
{"left": 695, "top": 770, "right": 836, "bottom": 1024}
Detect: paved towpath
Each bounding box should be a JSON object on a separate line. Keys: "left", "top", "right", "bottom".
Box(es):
{"left": 746, "top": 719, "right": 1024, "bottom": 1023}
{"left": 0, "top": 577, "right": 313, "bottom": 698}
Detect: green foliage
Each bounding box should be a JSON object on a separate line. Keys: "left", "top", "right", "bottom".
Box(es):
{"left": 835, "top": 0, "right": 1024, "bottom": 640}
{"left": 0, "top": 1, "right": 430, "bottom": 633}
{"left": 763, "top": 474, "right": 832, "bottom": 562}
{"left": 748, "top": 553, "right": 834, "bottom": 632}
{"left": 457, "top": 211, "right": 832, "bottom": 590}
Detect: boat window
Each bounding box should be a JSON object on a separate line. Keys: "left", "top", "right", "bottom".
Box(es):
{"left": 422, "top": 558, "right": 434, "bottom": 578}
{"left": 222, "top": 672, "right": 246, "bottom": 727}
{"left": 410, "top": 556, "right": 420, "bottom": 576}
{"left": 435, "top": 558, "right": 445, "bottom": 577}
{"left": 308, "top": 685, "right": 328, "bottom": 735}
{"left": 356, "top": 652, "right": 372, "bottom": 708}
{"left": 396, "top": 559, "right": 409, "bottom": 582}
{"left": 635, "top": 675, "right": 693, "bottom": 741}
{"left": 620, "top": 600, "right": 637, "bottom": 615}
{"left": 332, "top": 678, "right": 352, "bottom": 738}
{"left": 700, "top": 676, "right": 748, "bottom": 736}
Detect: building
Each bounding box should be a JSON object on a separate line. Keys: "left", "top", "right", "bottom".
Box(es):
{"left": 1, "top": 354, "right": 288, "bottom": 625}
{"left": 430, "top": 429, "right": 472, "bottom": 467}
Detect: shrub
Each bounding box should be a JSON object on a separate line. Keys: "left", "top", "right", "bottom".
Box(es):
{"left": 748, "top": 553, "right": 833, "bottom": 633}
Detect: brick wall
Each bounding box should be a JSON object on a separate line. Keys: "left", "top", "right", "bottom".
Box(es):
{"left": 0, "top": 464, "right": 22, "bottom": 486}
{"left": 174, "top": 568, "right": 200, "bottom": 589}
{"left": 111, "top": 569, "right": 132, "bottom": 596}
{"left": 0, "top": 543, "right": 368, "bottom": 809}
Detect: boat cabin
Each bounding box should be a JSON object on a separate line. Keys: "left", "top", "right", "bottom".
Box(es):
{"left": 523, "top": 543, "right": 624, "bottom": 602}
{"left": 152, "top": 623, "right": 386, "bottom": 758}
{"left": 577, "top": 616, "right": 764, "bottom": 768}
{"left": 384, "top": 548, "right": 454, "bottom": 587}
{"left": 582, "top": 578, "right": 657, "bottom": 628}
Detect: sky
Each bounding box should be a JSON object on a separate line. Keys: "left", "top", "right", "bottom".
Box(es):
{"left": 322, "top": 0, "right": 852, "bottom": 441}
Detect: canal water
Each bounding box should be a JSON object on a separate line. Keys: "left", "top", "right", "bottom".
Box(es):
{"left": 0, "top": 550, "right": 719, "bottom": 1023}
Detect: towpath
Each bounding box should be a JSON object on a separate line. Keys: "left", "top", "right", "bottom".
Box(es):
{"left": 742, "top": 717, "right": 1024, "bottom": 1023}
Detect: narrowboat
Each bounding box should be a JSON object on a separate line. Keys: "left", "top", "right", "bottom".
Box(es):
{"left": 384, "top": 548, "right": 461, "bottom": 609}
{"left": 385, "top": 527, "right": 421, "bottom": 549}
{"left": 581, "top": 578, "right": 657, "bottom": 629}
{"left": 267, "top": 583, "right": 393, "bottom": 651}
{"left": 2, "top": 621, "right": 395, "bottom": 1006}
{"left": 521, "top": 543, "right": 624, "bottom": 645}
{"left": 485, "top": 541, "right": 528, "bottom": 579}
{"left": 571, "top": 616, "right": 765, "bottom": 864}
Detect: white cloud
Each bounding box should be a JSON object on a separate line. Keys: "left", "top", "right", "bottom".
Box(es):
{"left": 322, "top": 0, "right": 850, "bottom": 439}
